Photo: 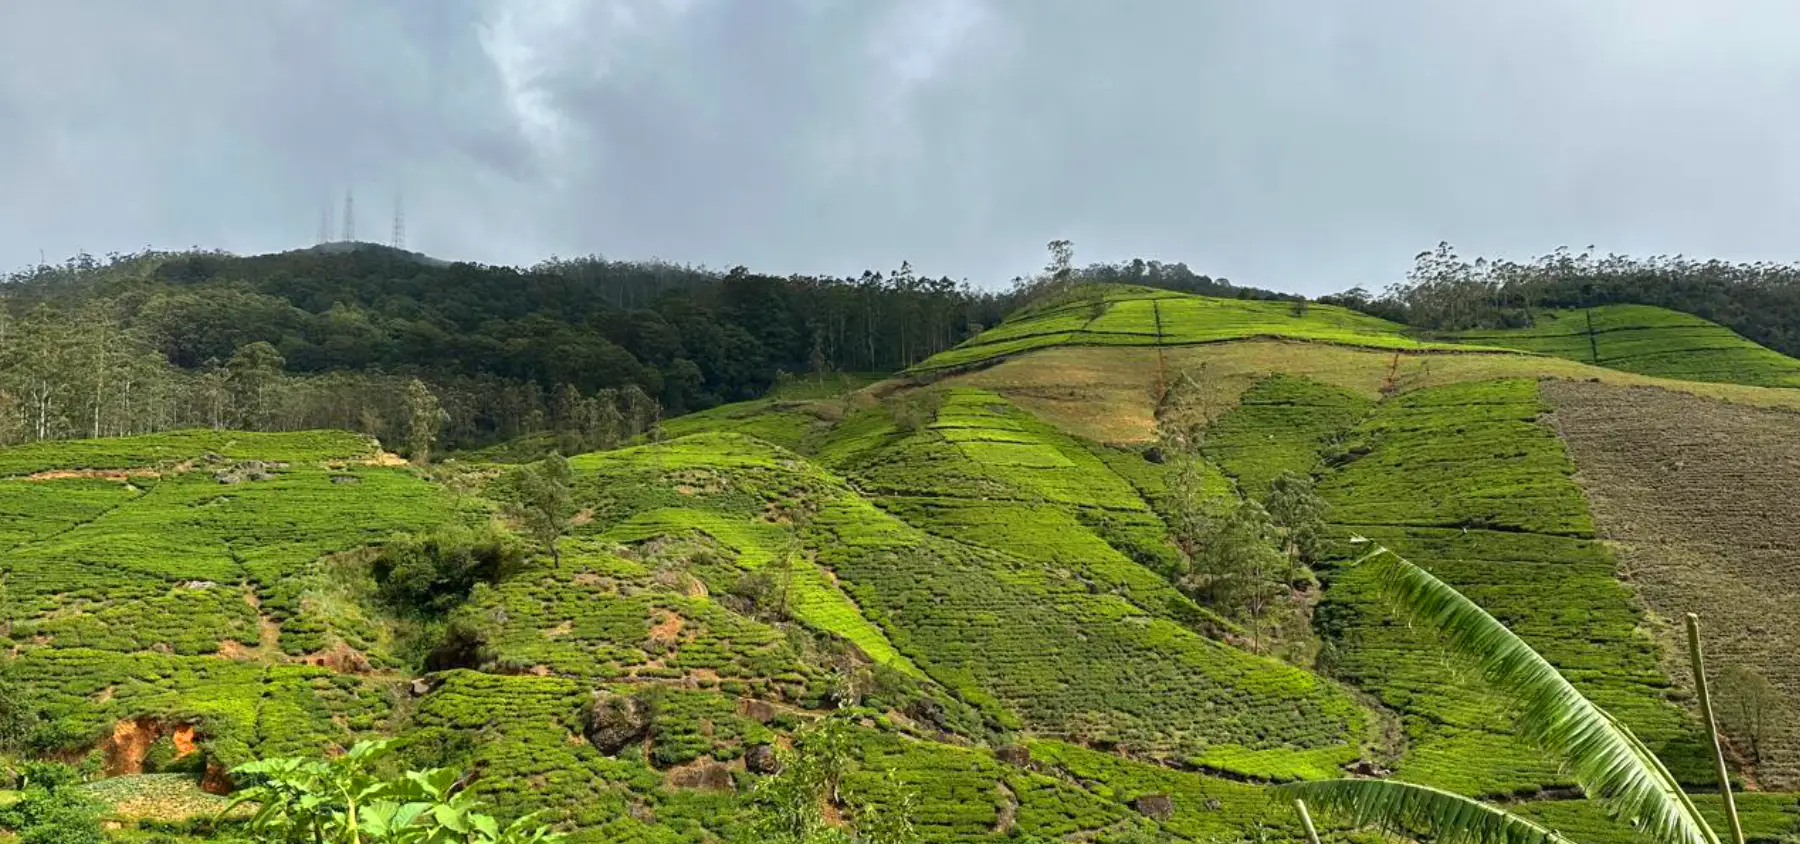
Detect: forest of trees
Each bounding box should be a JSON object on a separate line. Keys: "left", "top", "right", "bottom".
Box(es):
{"left": 1330, "top": 241, "right": 1800, "bottom": 357}
{"left": 0, "top": 246, "right": 998, "bottom": 451}
{"left": 0, "top": 241, "right": 1272, "bottom": 452}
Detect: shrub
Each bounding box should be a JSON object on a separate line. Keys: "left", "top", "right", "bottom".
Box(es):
{"left": 225, "top": 739, "right": 564, "bottom": 843}
{"left": 0, "top": 673, "right": 42, "bottom": 752}
{"left": 0, "top": 761, "right": 102, "bottom": 844}
{"left": 373, "top": 527, "right": 527, "bottom": 616}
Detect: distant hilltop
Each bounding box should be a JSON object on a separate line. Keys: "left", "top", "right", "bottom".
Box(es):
{"left": 296, "top": 239, "right": 450, "bottom": 267}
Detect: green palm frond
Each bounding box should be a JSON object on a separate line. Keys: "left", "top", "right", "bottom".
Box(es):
{"left": 1350, "top": 543, "right": 1719, "bottom": 844}
{"left": 1278, "top": 779, "right": 1577, "bottom": 844}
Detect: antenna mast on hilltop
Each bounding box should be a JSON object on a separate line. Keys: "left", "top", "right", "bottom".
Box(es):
{"left": 391, "top": 183, "right": 406, "bottom": 251}
{"left": 342, "top": 188, "right": 356, "bottom": 243}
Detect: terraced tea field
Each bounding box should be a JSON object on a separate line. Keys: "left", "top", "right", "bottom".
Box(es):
{"left": 16, "top": 284, "right": 1800, "bottom": 843}
{"left": 909, "top": 286, "right": 1489, "bottom": 373}
{"left": 1311, "top": 379, "right": 1709, "bottom": 796}
{"left": 1448, "top": 305, "right": 1800, "bottom": 388}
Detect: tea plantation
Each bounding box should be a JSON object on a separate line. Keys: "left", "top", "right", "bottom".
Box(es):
{"left": 1446, "top": 305, "right": 1800, "bottom": 388}
{"left": 9, "top": 285, "right": 1800, "bottom": 842}
{"left": 908, "top": 286, "right": 1491, "bottom": 373}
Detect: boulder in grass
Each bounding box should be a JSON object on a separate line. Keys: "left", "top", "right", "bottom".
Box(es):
{"left": 745, "top": 743, "right": 780, "bottom": 775}
{"left": 585, "top": 693, "right": 650, "bottom": 754}
{"left": 1132, "top": 793, "right": 1174, "bottom": 820}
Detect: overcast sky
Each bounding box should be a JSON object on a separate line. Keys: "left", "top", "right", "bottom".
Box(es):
{"left": 4, "top": 1, "right": 1800, "bottom": 295}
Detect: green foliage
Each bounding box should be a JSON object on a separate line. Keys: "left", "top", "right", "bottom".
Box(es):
{"left": 914, "top": 286, "right": 1486, "bottom": 372}
{"left": 1281, "top": 544, "right": 1722, "bottom": 844}
{"left": 1282, "top": 778, "right": 1575, "bottom": 844}
{"left": 0, "top": 671, "right": 42, "bottom": 752}
{"left": 1264, "top": 471, "right": 1328, "bottom": 569}
{"left": 0, "top": 451, "right": 459, "bottom": 659}
{"left": 1447, "top": 305, "right": 1800, "bottom": 388}
{"left": 1181, "top": 498, "right": 1288, "bottom": 632}
{"left": 373, "top": 526, "right": 526, "bottom": 616}
{"left": 1358, "top": 242, "right": 1800, "bottom": 379}
{"left": 225, "top": 739, "right": 564, "bottom": 843}
{"left": 744, "top": 719, "right": 867, "bottom": 843}
{"left": 0, "top": 761, "right": 103, "bottom": 844}
{"left": 1203, "top": 374, "right": 1372, "bottom": 498}
{"left": 1313, "top": 379, "right": 1706, "bottom": 796}
{"left": 506, "top": 454, "right": 574, "bottom": 562}
{"left": 1, "top": 247, "right": 1014, "bottom": 451}
{"left": 0, "top": 428, "right": 379, "bottom": 476}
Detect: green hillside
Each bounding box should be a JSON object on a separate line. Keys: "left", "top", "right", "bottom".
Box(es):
{"left": 1444, "top": 304, "right": 1800, "bottom": 388}
{"left": 909, "top": 286, "right": 1491, "bottom": 373}
{"left": 9, "top": 283, "right": 1800, "bottom": 843}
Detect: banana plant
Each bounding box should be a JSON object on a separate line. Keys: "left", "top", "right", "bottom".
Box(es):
{"left": 222, "top": 739, "right": 563, "bottom": 844}
{"left": 1279, "top": 541, "right": 1742, "bottom": 844}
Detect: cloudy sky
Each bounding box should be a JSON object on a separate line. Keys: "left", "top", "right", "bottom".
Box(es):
{"left": 3, "top": 0, "right": 1799, "bottom": 295}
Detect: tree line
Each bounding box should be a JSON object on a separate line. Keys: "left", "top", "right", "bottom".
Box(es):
{"left": 0, "top": 240, "right": 1291, "bottom": 452}
{"left": 1329, "top": 241, "right": 1800, "bottom": 357}
{"left": 0, "top": 246, "right": 1009, "bottom": 450}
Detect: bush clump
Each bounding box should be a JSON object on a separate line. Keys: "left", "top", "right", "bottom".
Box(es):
{"left": 0, "top": 761, "right": 102, "bottom": 844}
{"left": 372, "top": 526, "right": 527, "bottom": 615}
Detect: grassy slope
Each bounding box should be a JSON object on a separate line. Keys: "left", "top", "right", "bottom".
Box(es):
{"left": 814, "top": 391, "right": 1369, "bottom": 779}
{"left": 1310, "top": 379, "right": 1709, "bottom": 796}
{"left": 6, "top": 431, "right": 456, "bottom": 773}
{"left": 943, "top": 338, "right": 1800, "bottom": 445}
{"left": 1446, "top": 304, "right": 1800, "bottom": 388}
{"left": 910, "top": 285, "right": 1494, "bottom": 373}
{"left": 17, "top": 285, "right": 1800, "bottom": 843}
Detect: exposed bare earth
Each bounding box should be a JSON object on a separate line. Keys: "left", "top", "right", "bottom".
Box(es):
{"left": 1544, "top": 379, "right": 1800, "bottom": 788}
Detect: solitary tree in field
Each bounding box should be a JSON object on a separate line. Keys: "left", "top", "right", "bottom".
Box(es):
{"left": 1280, "top": 541, "right": 1746, "bottom": 844}
{"left": 1717, "top": 665, "right": 1782, "bottom": 768}
{"left": 512, "top": 453, "right": 574, "bottom": 564}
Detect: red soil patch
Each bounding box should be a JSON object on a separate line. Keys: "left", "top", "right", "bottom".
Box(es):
{"left": 216, "top": 640, "right": 255, "bottom": 660}
{"left": 647, "top": 613, "right": 685, "bottom": 643}
{"left": 103, "top": 718, "right": 200, "bottom": 776}
{"left": 298, "top": 641, "right": 373, "bottom": 674}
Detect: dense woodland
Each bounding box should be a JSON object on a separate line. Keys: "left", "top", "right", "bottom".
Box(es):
{"left": 0, "top": 243, "right": 1267, "bottom": 451}
{"left": 1333, "top": 241, "right": 1800, "bottom": 356}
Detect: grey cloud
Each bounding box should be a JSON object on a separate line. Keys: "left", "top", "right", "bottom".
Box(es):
{"left": 4, "top": 0, "right": 1800, "bottom": 293}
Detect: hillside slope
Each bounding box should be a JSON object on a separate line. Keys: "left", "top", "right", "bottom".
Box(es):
{"left": 1445, "top": 304, "right": 1800, "bottom": 388}
{"left": 11, "top": 284, "right": 1800, "bottom": 842}
{"left": 909, "top": 285, "right": 1491, "bottom": 373}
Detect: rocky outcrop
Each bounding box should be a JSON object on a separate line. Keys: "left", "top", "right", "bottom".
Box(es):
{"left": 1133, "top": 793, "right": 1174, "bottom": 820}
{"left": 745, "top": 743, "right": 780, "bottom": 775}
{"left": 585, "top": 692, "right": 650, "bottom": 755}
